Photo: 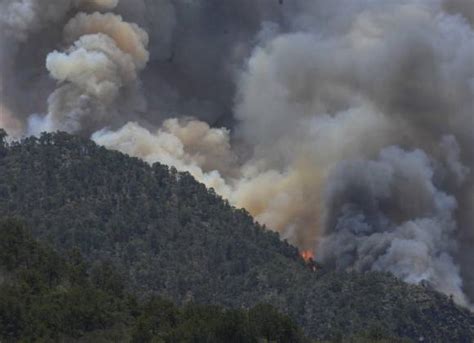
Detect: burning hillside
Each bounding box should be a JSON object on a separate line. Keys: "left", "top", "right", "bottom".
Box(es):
{"left": 1, "top": 0, "right": 474, "bottom": 307}
{"left": 301, "top": 250, "right": 314, "bottom": 263}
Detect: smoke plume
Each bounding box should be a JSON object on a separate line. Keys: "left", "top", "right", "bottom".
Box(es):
{"left": 29, "top": 11, "right": 149, "bottom": 134}
{"left": 1, "top": 0, "right": 474, "bottom": 306}
{"left": 320, "top": 143, "right": 467, "bottom": 304}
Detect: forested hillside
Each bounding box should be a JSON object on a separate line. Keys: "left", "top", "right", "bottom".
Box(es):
{"left": 0, "top": 219, "right": 307, "bottom": 342}
{"left": 1, "top": 131, "right": 474, "bottom": 341}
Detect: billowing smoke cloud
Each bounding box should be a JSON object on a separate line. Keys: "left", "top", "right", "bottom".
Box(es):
{"left": 1, "top": 0, "right": 474, "bottom": 306}
{"left": 29, "top": 11, "right": 149, "bottom": 134}
{"left": 319, "top": 142, "right": 468, "bottom": 305}
{"left": 93, "top": 119, "right": 236, "bottom": 195}
{"left": 0, "top": 0, "right": 140, "bottom": 134}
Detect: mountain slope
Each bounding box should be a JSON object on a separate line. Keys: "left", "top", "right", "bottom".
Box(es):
{"left": 1, "top": 131, "right": 473, "bottom": 341}
{"left": 0, "top": 218, "right": 307, "bottom": 342}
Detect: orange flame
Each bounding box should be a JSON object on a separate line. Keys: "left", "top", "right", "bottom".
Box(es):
{"left": 301, "top": 250, "right": 314, "bottom": 262}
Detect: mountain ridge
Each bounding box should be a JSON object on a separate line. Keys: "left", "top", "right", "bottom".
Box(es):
{"left": 1, "top": 130, "right": 473, "bottom": 341}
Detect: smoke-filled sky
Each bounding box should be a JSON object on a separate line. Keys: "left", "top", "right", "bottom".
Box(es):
{"left": 1, "top": 0, "right": 474, "bottom": 306}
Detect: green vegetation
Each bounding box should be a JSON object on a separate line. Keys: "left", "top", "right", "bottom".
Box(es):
{"left": 1, "top": 131, "right": 473, "bottom": 341}
{"left": 0, "top": 218, "right": 307, "bottom": 342}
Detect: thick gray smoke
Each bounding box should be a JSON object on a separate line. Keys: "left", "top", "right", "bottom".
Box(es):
{"left": 320, "top": 141, "right": 467, "bottom": 304}
{"left": 1, "top": 0, "right": 474, "bottom": 306}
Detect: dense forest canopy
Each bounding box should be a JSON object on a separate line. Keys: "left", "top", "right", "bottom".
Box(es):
{"left": 0, "top": 218, "right": 308, "bottom": 342}
{"left": 1, "top": 132, "right": 473, "bottom": 342}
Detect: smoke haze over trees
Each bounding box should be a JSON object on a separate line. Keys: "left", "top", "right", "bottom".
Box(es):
{"left": 1, "top": 0, "right": 474, "bottom": 308}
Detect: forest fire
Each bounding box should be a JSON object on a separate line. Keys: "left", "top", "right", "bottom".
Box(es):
{"left": 301, "top": 250, "right": 321, "bottom": 272}
{"left": 301, "top": 250, "right": 314, "bottom": 262}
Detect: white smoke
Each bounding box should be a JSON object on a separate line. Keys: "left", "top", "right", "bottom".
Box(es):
{"left": 28, "top": 11, "right": 149, "bottom": 134}
{"left": 92, "top": 120, "right": 234, "bottom": 195}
